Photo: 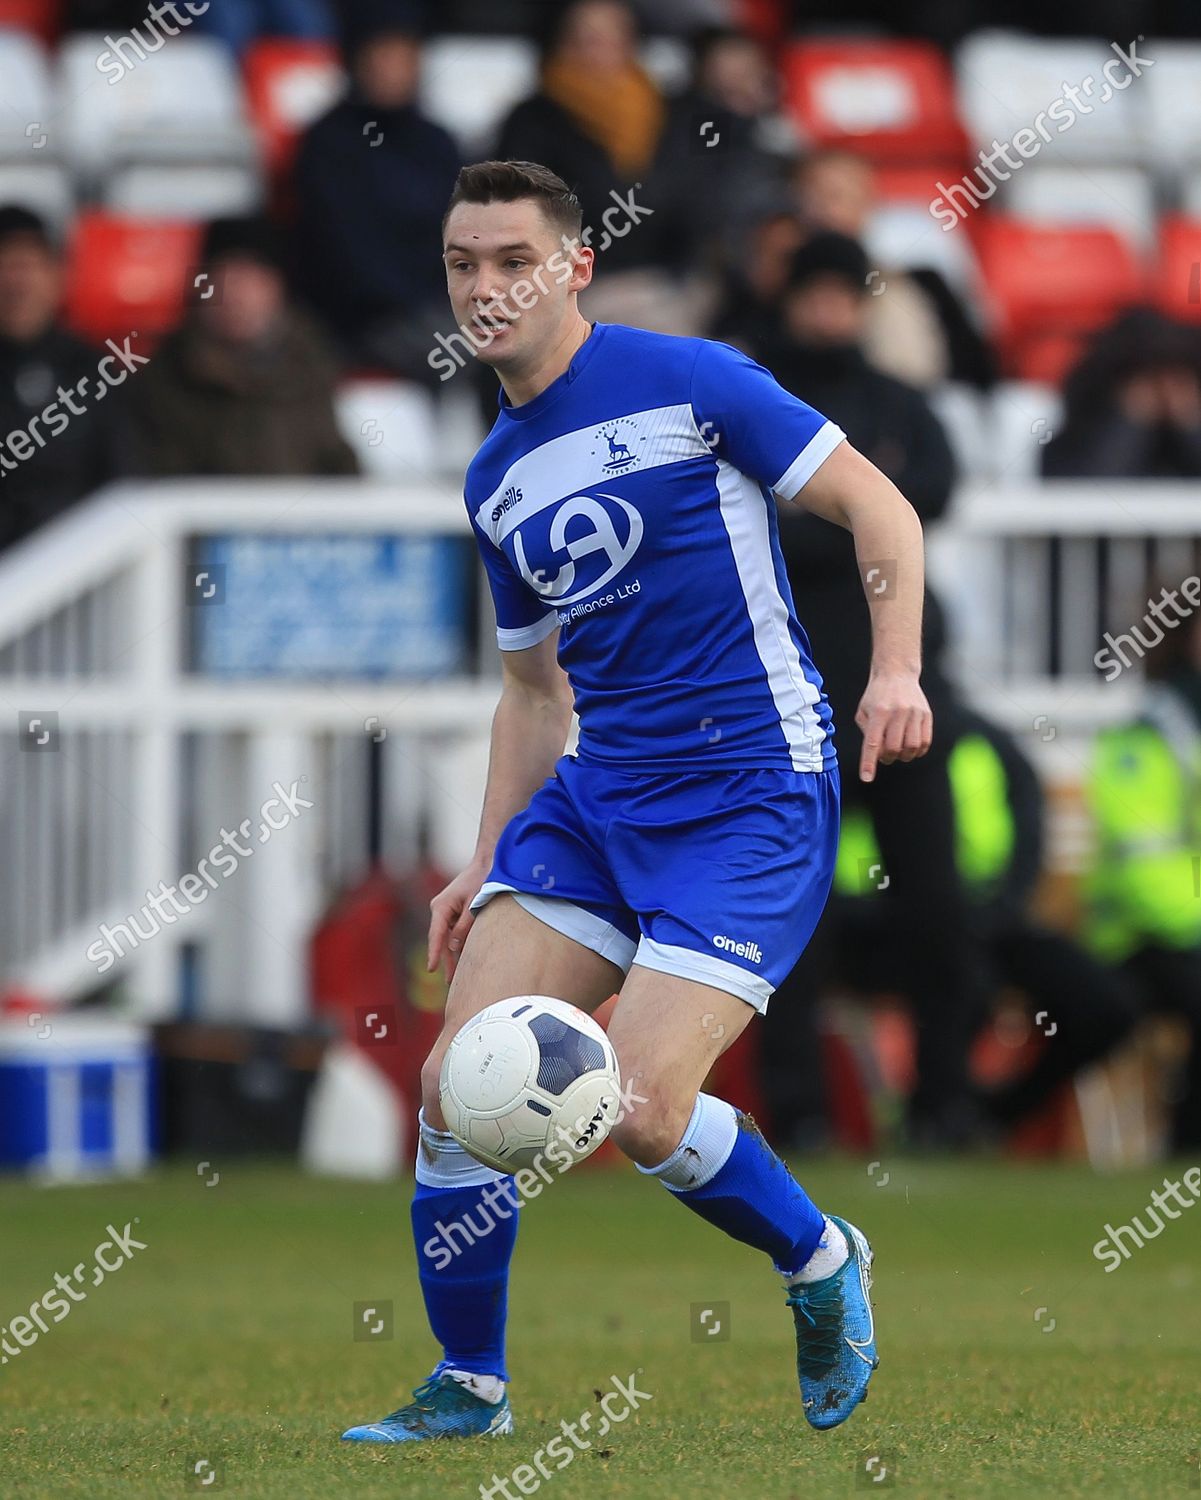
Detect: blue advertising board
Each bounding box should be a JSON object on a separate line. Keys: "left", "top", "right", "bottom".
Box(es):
{"left": 189, "top": 533, "right": 473, "bottom": 679}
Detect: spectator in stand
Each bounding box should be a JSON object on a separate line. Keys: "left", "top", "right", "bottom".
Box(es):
{"left": 0, "top": 207, "right": 125, "bottom": 552}
{"left": 654, "top": 25, "right": 798, "bottom": 271}
{"left": 709, "top": 204, "right": 805, "bottom": 352}
{"left": 293, "top": 2, "right": 461, "bottom": 380}
{"left": 759, "top": 232, "right": 989, "bottom": 1148}
{"left": 128, "top": 216, "right": 357, "bottom": 477}
{"left": 1042, "top": 309, "right": 1201, "bottom": 479}
{"left": 1084, "top": 605, "right": 1201, "bottom": 1151}
{"left": 496, "top": 0, "right": 700, "bottom": 332}
{"left": 794, "top": 148, "right": 997, "bottom": 391}
{"left": 191, "top": 0, "right": 338, "bottom": 56}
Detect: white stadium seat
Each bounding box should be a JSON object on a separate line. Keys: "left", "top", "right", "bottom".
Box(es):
{"left": 419, "top": 36, "right": 538, "bottom": 152}
{"left": 929, "top": 383, "right": 990, "bottom": 482}
{"left": 105, "top": 163, "right": 263, "bottom": 219}
{"left": 640, "top": 36, "right": 692, "bottom": 92}
{"left": 0, "top": 160, "right": 73, "bottom": 232}
{"left": 1000, "top": 165, "right": 1156, "bottom": 254}
{"left": 57, "top": 33, "right": 256, "bottom": 181}
{"left": 990, "top": 381, "right": 1064, "bottom": 481}
{"left": 1142, "top": 42, "right": 1201, "bottom": 169}
{"left": 0, "top": 30, "right": 53, "bottom": 161}
{"left": 336, "top": 381, "right": 438, "bottom": 480}
{"left": 864, "top": 201, "right": 984, "bottom": 299}
{"left": 956, "top": 31, "right": 1144, "bottom": 166}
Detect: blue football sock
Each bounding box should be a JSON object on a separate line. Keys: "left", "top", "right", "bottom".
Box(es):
{"left": 411, "top": 1112, "right": 520, "bottom": 1381}
{"left": 639, "top": 1093, "right": 826, "bottom": 1276}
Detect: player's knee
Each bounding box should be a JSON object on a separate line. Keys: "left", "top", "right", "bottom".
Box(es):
{"left": 609, "top": 1086, "right": 691, "bottom": 1170}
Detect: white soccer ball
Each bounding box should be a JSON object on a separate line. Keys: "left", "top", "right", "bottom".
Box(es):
{"left": 439, "top": 996, "right": 622, "bottom": 1175}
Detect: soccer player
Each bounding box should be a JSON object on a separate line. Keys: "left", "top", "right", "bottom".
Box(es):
{"left": 342, "top": 160, "right": 932, "bottom": 1444}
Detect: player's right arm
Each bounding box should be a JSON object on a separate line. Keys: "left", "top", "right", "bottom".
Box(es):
{"left": 427, "top": 629, "right": 574, "bottom": 979}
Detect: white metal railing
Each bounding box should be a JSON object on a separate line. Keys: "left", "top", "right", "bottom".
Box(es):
{"left": 1, "top": 478, "right": 1197, "bottom": 1017}
{"left": 0, "top": 480, "right": 500, "bottom": 1022}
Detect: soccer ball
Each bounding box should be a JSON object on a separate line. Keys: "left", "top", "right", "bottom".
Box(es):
{"left": 439, "top": 996, "right": 622, "bottom": 1175}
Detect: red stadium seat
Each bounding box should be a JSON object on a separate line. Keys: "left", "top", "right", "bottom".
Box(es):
{"left": 1157, "top": 215, "right": 1201, "bottom": 325}
{"left": 244, "top": 38, "right": 343, "bottom": 179}
{"left": 0, "top": 0, "right": 59, "bottom": 42}
{"left": 63, "top": 212, "right": 202, "bottom": 349}
{"left": 782, "top": 38, "right": 967, "bottom": 163}
{"left": 973, "top": 220, "right": 1146, "bottom": 383}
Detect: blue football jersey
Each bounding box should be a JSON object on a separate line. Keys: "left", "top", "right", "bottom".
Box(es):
{"left": 464, "top": 323, "right": 845, "bottom": 772}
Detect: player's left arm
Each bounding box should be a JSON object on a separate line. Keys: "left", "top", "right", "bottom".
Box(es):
{"left": 791, "top": 442, "right": 933, "bottom": 783}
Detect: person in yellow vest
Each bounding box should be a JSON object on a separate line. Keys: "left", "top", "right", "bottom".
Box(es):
{"left": 823, "top": 708, "right": 1138, "bottom": 1139}
{"left": 1085, "top": 604, "right": 1201, "bottom": 1150}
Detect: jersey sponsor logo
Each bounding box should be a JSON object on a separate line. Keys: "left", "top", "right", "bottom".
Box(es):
{"left": 513, "top": 492, "right": 644, "bottom": 607}
{"left": 713, "top": 934, "right": 763, "bottom": 963}
{"left": 491, "top": 485, "right": 523, "bottom": 523}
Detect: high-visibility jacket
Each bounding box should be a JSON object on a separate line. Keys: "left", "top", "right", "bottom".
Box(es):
{"left": 1084, "top": 686, "right": 1201, "bottom": 962}
{"left": 833, "top": 722, "right": 1033, "bottom": 907}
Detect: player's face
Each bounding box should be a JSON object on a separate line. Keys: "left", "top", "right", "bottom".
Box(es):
{"left": 442, "top": 199, "right": 590, "bottom": 371}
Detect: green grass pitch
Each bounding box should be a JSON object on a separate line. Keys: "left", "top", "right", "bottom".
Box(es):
{"left": 1, "top": 1156, "right": 1199, "bottom": 1498}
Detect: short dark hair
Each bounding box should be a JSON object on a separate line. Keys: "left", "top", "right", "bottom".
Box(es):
{"left": 0, "top": 204, "right": 54, "bottom": 254}
{"left": 443, "top": 160, "right": 584, "bottom": 242}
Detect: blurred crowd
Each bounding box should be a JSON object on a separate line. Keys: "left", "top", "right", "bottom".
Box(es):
{"left": 3, "top": 0, "right": 1201, "bottom": 1152}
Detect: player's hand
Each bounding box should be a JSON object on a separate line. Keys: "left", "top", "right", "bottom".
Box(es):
{"left": 428, "top": 861, "right": 490, "bottom": 982}
{"left": 855, "top": 671, "right": 933, "bottom": 782}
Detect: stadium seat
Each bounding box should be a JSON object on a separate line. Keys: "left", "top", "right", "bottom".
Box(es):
{"left": 0, "top": 0, "right": 59, "bottom": 44}
{"left": 106, "top": 163, "right": 264, "bottom": 219}
{"left": 419, "top": 36, "right": 537, "bottom": 153}
{"left": 989, "top": 381, "right": 1064, "bottom": 480}
{"left": 782, "top": 38, "right": 967, "bottom": 162}
{"left": 57, "top": 34, "right": 256, "bottom": 183}
{"left": 928, "top": 382, "right": 990, "bottom": 480}
{"left": 1141, "top": 42, "right": 1201, "bottom": 169}
{"left": 63, "top": 211, "right": 201, "bottom": 348}
{"left": 336, "top": 380, "right": 438, "bottom": 479}
{"left": 243, "top": 38, "right": 344, "bottom": 179}
{"left": 1000, "top": 166, "right": 1156, "bottom": 255}
{"left": 1156, "top": 215, "right": 1201, "bottom": 325}
{"left": 0, "top": 28, "right": 52, "bottom": 161}
{"left": 973, "top": 220, "right": 1146, "bottom": 381}
{"left": 956, "top": 32, "right": 1144, "bottom": 165}
{"left": 0, "top": 159, "right": 72, "bottom": 230}
{"left": 864, "top": 200, "right": 983, "bottom": 298}
{"left": 640, "top": 35, "right": 691, "bottom": 92}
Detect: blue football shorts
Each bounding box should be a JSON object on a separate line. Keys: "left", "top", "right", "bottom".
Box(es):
{"left": 469, "top": 754, "right": 840, "bottom": 1012}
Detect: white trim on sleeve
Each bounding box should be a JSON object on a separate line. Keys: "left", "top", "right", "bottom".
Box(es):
{"left": 496, "top": 611, "right": 560, "bottom": 651}
{"left": 772, "top": 420, "right": 847, "bottom": 501}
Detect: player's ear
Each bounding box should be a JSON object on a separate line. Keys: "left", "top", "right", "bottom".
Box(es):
{"left": 568, "top": 245, "right": 595, "bottom": 295}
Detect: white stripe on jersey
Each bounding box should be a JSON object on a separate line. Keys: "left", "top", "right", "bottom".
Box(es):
{"left": 714, "top": 457, "right": 827, "bottom": 772}
{"left": 475, "top": 403, "right": 708, "bottom": 543}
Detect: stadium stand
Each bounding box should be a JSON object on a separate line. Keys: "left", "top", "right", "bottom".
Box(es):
{"left": 1, "top": 2, "right": 1199, "bottom": 1161}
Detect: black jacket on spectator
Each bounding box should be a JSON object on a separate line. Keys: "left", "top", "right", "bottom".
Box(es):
{"left": 0, "top": 328, "right": 123, "bottom": 551}
{"left": 294, "top": 97, "right": 461, "bottom": 357}
{"left": 766, "top": 341, "right": 956, "bottom": 704}
{"left": 652, "top": 93, "right": 788, "bottom": 270}
{"left": 496, "top": 95, "right": 676, "bottom": 271}
{"left": 127, "top": 312, "right": 357, "bottom": 478}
